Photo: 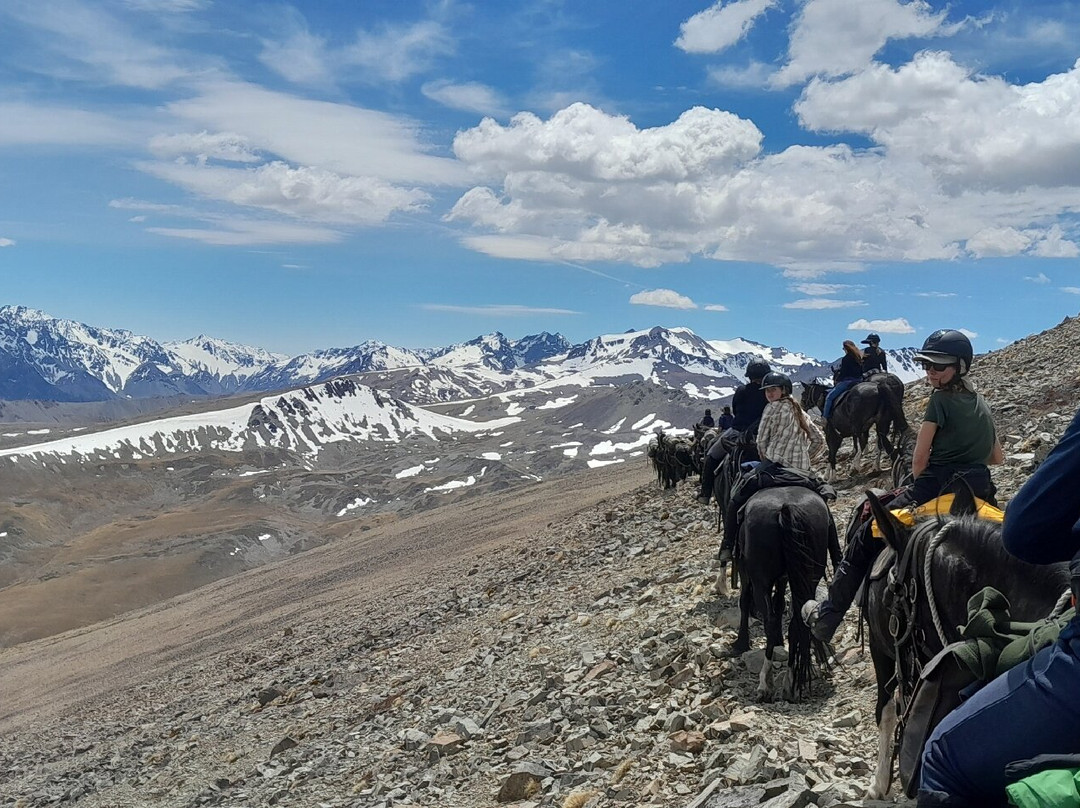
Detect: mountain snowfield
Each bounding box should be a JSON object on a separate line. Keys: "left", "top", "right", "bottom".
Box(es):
{"left": 0, "top": 307, "right": 923, "bottom": 406}
{"left": 0, "top": 379, "right": 520, "bottom": 464}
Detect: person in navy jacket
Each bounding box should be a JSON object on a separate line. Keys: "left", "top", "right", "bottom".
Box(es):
{"left": 919, "top": 405, "right": 1080, "bottom": 806}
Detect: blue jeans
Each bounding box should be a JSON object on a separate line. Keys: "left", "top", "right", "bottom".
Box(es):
{"left": 920, "top": 617, "right": 1080, "bottom": 806}
{"left": 822, "top": 379, "right": 858, "bottom": 419}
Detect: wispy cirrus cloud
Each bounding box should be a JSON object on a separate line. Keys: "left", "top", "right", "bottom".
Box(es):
{"left": 847, "top": 317, "right": 914, "bottom": 334}
{"left": 783, "top": 298, "right": 866, "bottom": 309}
{"left": 790, "top": 282, "right": 857, "bottom": 295}
{"left": 0, "top": 238, "right": 15, "bottom": 247}
{"left": 420, "top": 303, "right": 579, "bottom": 316}
{"left": 913, "top": 291, "right": 957, "bottom": 298}
{"left": 1062, "top": 287, "right": 1080, "bottom": 295}
{"left": 1025, "top": 272, "right": 1052, "bottom": 284}
{"left": 146, "top": 219, "right": 344, "bottom": 246}
{"left": 422, "top": 80, "right": 508, "bottom": 117}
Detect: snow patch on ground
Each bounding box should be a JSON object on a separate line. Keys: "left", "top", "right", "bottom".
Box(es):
{"left": 631, "top": 414, "right": 655, "bottom": 430}
{"left": 590, "top": 435, "right": 653, "bottom": 455}
{"left": 424, "top": 476, "right": 477, "bottom": 493}
{"left": 588, "top": 458, "right": 625, "bottom": 468}
{"left": 536, "top": 395, "right": 577, "bottom": 410}
{"left": 396, "top": 465, "right": 424, "bottom": 478}
{"left": 337, "top": 497, "right": 374, "bottom": 516}
{"left": 603, "top": 418, "right": 626, "bottom": 434}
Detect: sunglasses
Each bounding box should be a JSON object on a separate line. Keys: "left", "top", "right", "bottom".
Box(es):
{"left": 919, "top": 360, "right": 955, "bottom": 372}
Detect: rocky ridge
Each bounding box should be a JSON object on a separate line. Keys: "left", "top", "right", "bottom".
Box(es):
{"left": 0, "top": 316, "right": 1078, "bottom": 808}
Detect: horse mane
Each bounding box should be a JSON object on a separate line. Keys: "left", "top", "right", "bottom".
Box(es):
{"left": 908, "top": 513, "right": 1070, "bottom": 623}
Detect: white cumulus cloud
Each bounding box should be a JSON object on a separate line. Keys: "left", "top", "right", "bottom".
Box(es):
{"left": 676, "top": 0, "right": 778, "bottom": 54}
{"left": 0, "top": 237, "right": 15, "bottom": 247}
{"left": 775, "top": 0, "right": 951, "bottom": 86}
{"left": 847, "top": 317, "right": 915, "bottom": 334}
{"left": 630, "top": 289, "right": 697, "bottom": 309}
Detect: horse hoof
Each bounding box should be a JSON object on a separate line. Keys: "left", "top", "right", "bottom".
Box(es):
{"left": 755, "top": 688, "right": 773, "bottom": 703}
{"left": 726, "top": 642, "right": 750, "bottom": 657}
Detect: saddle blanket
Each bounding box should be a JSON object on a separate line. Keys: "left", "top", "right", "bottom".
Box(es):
{"left": 870, "top": 493, "right": 1004, "bottom": 539}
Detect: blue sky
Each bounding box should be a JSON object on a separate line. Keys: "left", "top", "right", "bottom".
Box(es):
{"left": 2, "top": 0, "right": 1080, "bottom": 359}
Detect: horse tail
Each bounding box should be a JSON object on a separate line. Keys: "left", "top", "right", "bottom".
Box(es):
{"left": 882, "top": 380, "right": 908, "bottom": 435}
{"left": 779, "top": 499, "right": 826, "bottom": 697}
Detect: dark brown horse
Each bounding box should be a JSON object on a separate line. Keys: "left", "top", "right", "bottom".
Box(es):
{"left": 860, "top": 490, "right": 1071, "bottom": 798}
{"left": 801, "top": 375, "right": 907, "bottom": 481}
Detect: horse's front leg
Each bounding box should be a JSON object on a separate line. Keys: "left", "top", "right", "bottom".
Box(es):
{"left": 867, "top": 695, "right": 898, "bottom": 799}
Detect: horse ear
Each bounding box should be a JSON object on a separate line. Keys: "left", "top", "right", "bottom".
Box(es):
{"left": 866, "top": 490, "right": 908, "bottom": 552}
{"left": 949, "top": 482, "right": 978, "bottom": 516}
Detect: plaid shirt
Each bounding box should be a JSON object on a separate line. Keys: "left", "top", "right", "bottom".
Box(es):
{"left": 757, "top": 399, "right": 825, "bottom": 472}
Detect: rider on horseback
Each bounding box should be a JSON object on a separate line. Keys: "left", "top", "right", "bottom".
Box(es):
{"left": 696, "top": 360, "right": 770, "bottom": 505}
{"left": 822, "top": 340, "right": 865, "bottom": 420}
{"left": 803, "top": 329, "right": 1004, "bottom": 644}
{"left": 719, "top": 371, "right": 832, "bottom": 563}
{"left": 918, "top": 404, "right": 1080, "bottom": 807}
{"left": 861, "top": 333, "right": 888, "bottom": 374}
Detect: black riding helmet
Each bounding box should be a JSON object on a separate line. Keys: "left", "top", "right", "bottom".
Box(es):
{"left": 745, "top": 360, "right": 771, "bottom": 381}
{"left": 760, "top": 371, "right": 793, "bottom": 396}
{"left": 861, "top": 333, "right": 881, "bottom": 345}
{"left": 914, "top": 329, "right": 974, "bottom": 375}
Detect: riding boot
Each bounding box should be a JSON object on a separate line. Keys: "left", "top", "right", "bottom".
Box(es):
{"left": 802, "top": 523, "right": 881, "bottom": 642}
{"left": 718, "top": 505, "right": 737, "bottom": 563}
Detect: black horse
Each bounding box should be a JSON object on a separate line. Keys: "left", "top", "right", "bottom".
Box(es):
{"left": 801, "top": 376, "right": 907, "bottom": 481}
{"left": 860, "top": 490, "right": 1071, "bottom": 799}
{"left": 690, "top": 424, "right": 719, "bottom": 475}
{"left": 647, "top": 431, "right": 694, "bottom": 489}
{"left": 730, "top": 486, "right": 835, "bottom": 702}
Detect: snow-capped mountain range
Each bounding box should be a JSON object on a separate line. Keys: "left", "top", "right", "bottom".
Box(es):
{"left": 0, "top": 306, "right": 923, "bottom": 405}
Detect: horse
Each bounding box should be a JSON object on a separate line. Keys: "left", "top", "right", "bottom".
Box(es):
{"left": 801, "top": 376, "right": 907, "bottom": 481}
{"left": 647, "top": 430, "right": 694, "bottom": 489}
{"left": 729, "top": 486, "right": 835, "bottom": 702}
{"left": 690, "top": 424, "right": 719, "bottom": 475}
{"left": 860, "top": 490, "right": 1072, "bottom": 799}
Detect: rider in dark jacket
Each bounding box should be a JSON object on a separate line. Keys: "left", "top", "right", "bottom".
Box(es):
{"left": 717, "top": 406, "right": 735, "bottom": 430}
{"left": 803, "top": 330, "right": 1004, "bottom": 644}
{"left": 696, "top": 361, "right": 769, "bottom": 504}
{"left": 861, "top": 333, "right": 888, "bottom": 373}
{"left": 699, "top": 408, "right": 715, "bottom": 428}
{"left": 919, "top": 404, "right": 1080, "bottom": 807}
{"left": 822, "top": 340, "right": 864, "bottom": 419}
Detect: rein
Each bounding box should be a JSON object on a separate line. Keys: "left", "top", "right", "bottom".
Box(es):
{"left": 886, "top": 519, "right": 956, "bottom": 747}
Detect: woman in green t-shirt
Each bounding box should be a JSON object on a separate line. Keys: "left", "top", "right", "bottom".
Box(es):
{"left": 803, "top": 329, "right": 1003, "bottom": 644}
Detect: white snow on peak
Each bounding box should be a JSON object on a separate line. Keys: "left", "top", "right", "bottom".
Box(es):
{"left": 0, "top": 380, "right": 520, "bottom": 462}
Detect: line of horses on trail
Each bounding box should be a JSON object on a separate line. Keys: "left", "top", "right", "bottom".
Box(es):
{"left": 644, "top": 377, "right": 1067, "bottom": 799}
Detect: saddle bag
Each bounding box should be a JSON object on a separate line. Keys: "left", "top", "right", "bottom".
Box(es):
{"left": 897, "top": 642, "right": 980, "bottom": 797}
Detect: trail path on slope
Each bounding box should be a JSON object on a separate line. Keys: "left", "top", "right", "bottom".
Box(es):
{"left": 0, "top": 464, "right": 643, "bottom": 734}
